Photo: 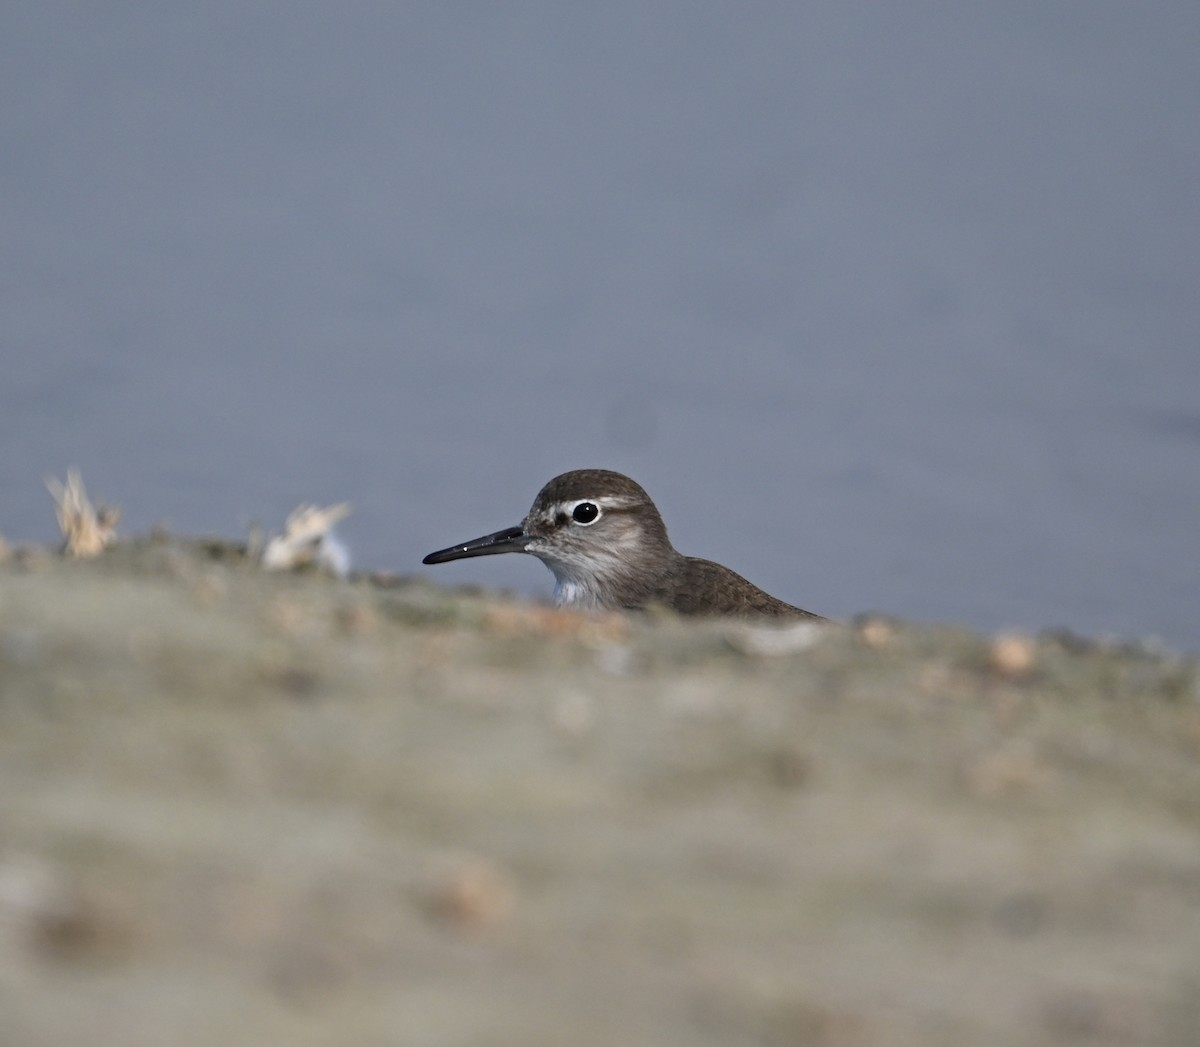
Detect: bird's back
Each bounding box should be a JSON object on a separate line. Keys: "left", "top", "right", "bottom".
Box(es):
{"left": 651, "top": 556, "right": 825, "bottom": 620}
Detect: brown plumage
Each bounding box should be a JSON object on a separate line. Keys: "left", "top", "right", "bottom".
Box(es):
{"left": 424, "top": 468, "right": 825, "bottom": 621}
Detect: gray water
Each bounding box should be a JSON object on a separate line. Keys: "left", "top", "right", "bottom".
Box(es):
{"left": 3, "top": 4, "right": 1198, "bottom": 649}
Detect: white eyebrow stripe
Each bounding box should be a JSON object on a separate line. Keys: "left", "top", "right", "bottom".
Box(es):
{"left": 560, "top": 496, "right": 637, "bottom": 513}
{"left": 539, "top": 495, "right": 639, "bottom": 526}
{"left": 558, "top": 498, "right": 602, "bottom": 524}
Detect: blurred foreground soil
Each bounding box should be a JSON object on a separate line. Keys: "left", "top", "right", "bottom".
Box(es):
{"left": 0, "top": 537, "right": 1197, "bottom": 1046}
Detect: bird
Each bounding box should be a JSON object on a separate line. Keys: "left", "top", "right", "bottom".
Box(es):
{"left": 422, "top": 469, "right": 825, "bottom": 620}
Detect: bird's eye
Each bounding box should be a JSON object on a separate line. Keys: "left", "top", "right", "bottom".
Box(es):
{"left": 572, "top": 502, "right": 599, "bottom": 524}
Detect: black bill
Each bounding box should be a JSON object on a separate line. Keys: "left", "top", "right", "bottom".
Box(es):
{"left": 422, "top": 525, "right": 532, "bottom": 564}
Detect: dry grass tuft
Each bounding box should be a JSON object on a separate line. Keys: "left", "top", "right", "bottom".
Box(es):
{"left": 261, "top": 502, "right": 352, "bottom": 576}
{"left": 46, "top": 468, "right": 120, "bottom": 557}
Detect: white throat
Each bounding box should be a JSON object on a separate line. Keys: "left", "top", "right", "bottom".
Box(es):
{"left": 553, "top": 577, "right": 605, "bottom": 609}
{"left": 536, "top": 551, "right": 615, "bottom": 610}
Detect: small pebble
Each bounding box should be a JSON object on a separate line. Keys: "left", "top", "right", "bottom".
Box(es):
{"left": 429, "top": 857, "right": 514, "bottom": 930}
{"left": 856, "top": 615, "right": 897, "bottom": 649}
{"left": 989, "top": 632, "right": 1036, "bottom": 679}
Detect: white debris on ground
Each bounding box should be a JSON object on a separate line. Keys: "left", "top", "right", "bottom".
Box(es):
{"left": 727, "top": 620, "right": 826, "bottom": 656}
{"left": 46, "top": 468, "right": 120, "bottom": 557}
{"left": 261, "top": 503, "right": 352, "bottom": 577}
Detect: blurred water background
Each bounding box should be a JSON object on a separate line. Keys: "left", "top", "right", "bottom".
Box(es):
{"left": 2, "top": 3, "right": 1197, "bottom": 648}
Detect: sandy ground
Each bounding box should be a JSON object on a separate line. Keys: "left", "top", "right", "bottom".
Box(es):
{"left": 0, "top": 536, "right": 1197, "bottom": 1046}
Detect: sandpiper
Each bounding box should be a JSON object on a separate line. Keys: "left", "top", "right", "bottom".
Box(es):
{"left": 423, "top": 469, "right": 825, "bottom": 620}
